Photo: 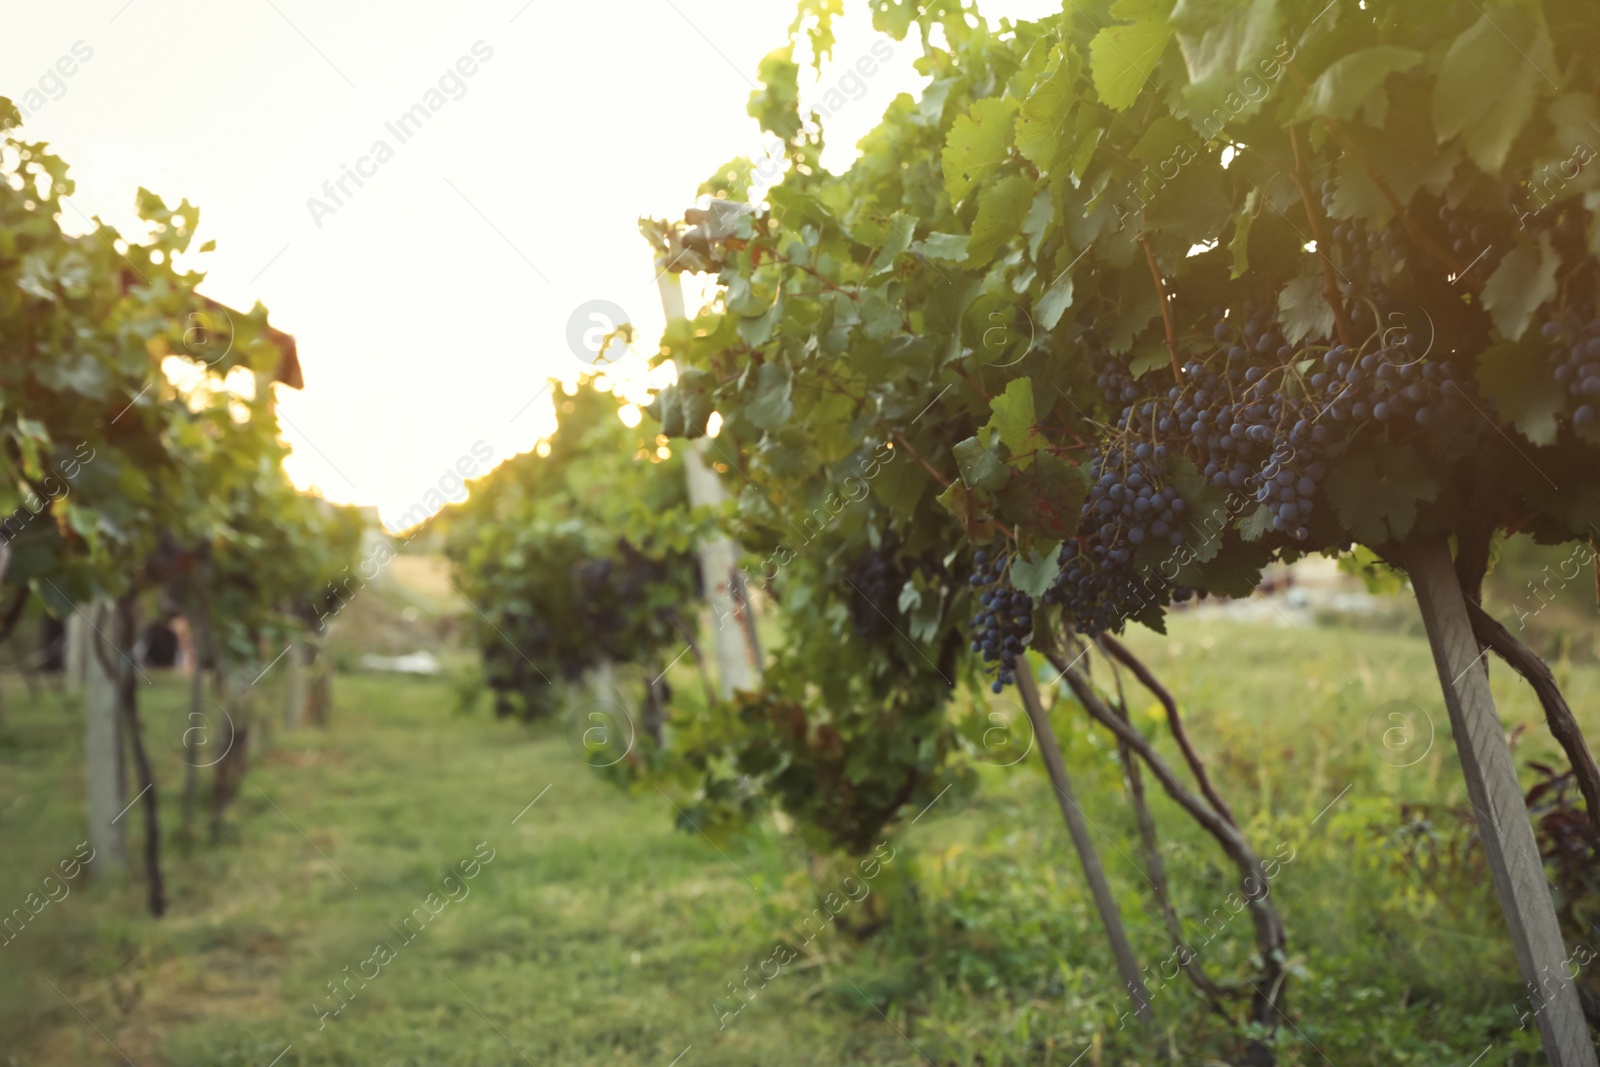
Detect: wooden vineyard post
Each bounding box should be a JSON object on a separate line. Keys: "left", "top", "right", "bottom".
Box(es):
{"left": 655, "top": 261, "right": 759, "bottom": 699}
{"left": 284, "top": 639, "right": 308, "bottom": 730}
{"left": 1015, "top": 662, "right": 1155, "bottom": 1026}
{"left": 83, "top": 598, "right": 129, "bottom": 878}
{"left": 1406, "top": 535, "right": 1596, "bottom": 1066}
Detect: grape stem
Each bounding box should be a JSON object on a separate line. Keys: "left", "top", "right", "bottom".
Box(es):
{"left": 1289, "top": 124, "right": 1355, "bottom": 349}
{"left": 1138, "top": 232, "right": 1185, "bottom": 384}
{"left": 888, "top": 432, "right": 952, "bottom": 491}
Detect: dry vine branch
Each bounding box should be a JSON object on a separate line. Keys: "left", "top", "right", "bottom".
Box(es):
{"left": 98, "top": 599, "right": 166, "bottom": 917}
{"left": 1467, "top": 599, "right": 1600, "bottom": 843}
{"left": 1043, "top": 643, "right": 1289, "bottom": 1035}
{"left": 1096, "top": 641, "right": 1236, "bottom": 1016}
{"left": 1100, "top": 633, "right": 1239, "bottom": 829}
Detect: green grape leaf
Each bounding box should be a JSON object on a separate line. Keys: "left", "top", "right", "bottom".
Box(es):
{"left": 650, "top": 384, "right": 713, "bottom": 438}
{"left": 1229, "top": 188, "right": 1258, "bottom": 279}
{"left": 870, "top": 211, "right": 917, "bottom": 275}
{"left": 953, "top": 433, "right": 1011, "bottom": 492}
{"left": 917, "top": 232, "right": 972, "bottom": 263}
{"left": 1091, "top": 13, "right": 1174, "bottom": 112}
{"left": 1128, "top": 340, "right": 1171, "bottom": 378}
{"left": 1338, "top": 545, "right": 1408, "bottom": 595}
{"left": 942, "top": 97, "right": 1018, "bottom": 205}
{"left": 1022, "top": 190, "right": 1054, "bottom": 260}
{"left": 1035, "top": 250, "right": 1078, "bottom": 331}
{"left": 1015, "top": 51, "right": 1082, "bottom": 172}
{"left": 1106, "top": 285, "right": 1161, "bottom": 354}
{"left": 938, "top": 480, "right": 997, "bottom": 542}
{"left": 1482, "top": 231, "right": 1559, "bottom": 341}
{"left": 1143, "top": 157, "right": 1232, "bottom": 246}
{"left": 1170, "top": 0, "right": 1280, "bottom": 104}
{"left": 1476, "top": 336, "right": 1564, "bottom": 447}
{"left": 746, "top": 361, "right": 794, "bottom": 432}
{"left": 994, "top": 452, "right": 1088, "bottom": 540}
{"left": 1325, "top": 446, "right": 1439, "bottom": 545}
{"left": 1432, "top": 10, "right": 1550, "bottom": 174}
{"left": 967, "top": 175, "right": 1035, "bottom": 268}
{"left": 748, "top": 46, "right": 803, "bottom": 137}
{"left": 1011, "top": 541, "right": 1064, "bottom": 598}
{"left": 1296, "top": 46, "right": 1421, "bottom": 122}
{"left": 1130, "top": 116, "right": 1195, "bottom": 163}
{"left": 1182, "top": 542, "right": 1269, "bottom": 598}
{"left": 1277, "top": 272, "right": 1334, "bottom": 346}
{"left": 872, "top": 450, "right": 927, "bottom": 517}
{"left": 1239, "top": 503, "right": 1274, "bottom": 542}
{"left": 984, "top": 377, "right": 1041, "bottom": 470}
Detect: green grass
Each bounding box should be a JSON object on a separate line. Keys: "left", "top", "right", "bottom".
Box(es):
{"left": 2, "top": 610, "right": 1595, "bottom": 1065}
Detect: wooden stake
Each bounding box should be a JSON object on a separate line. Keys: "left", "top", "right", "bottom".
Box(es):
{"left": 84, "top": 598, "right": 128, "bottom": 877}
{"left": 1015, "top": 662, "right": 1155, "bottom": 1025}
{"left": 1406, "top": 535, "right": 1597, "bottom": 1067}
{"left": 657, "top": 262, "right": 761, "bottom": 698}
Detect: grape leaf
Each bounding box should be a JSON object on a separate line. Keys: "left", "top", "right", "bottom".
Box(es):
{"left": 1015, "top": 51, "right": 1081, "bottom": 172}
{"left": 953, "top": 433, "right": 1011, "bottom": 492}
{"left": 1170, "top": 0, "right": 1279, "bottom": 104}
{"left": 1144, "top": 158, "right": 1232, "bottom": 245}
{"left": 1433, "top": 10, "right": 1550, "bottom": 174}
{"left": 984, "top": 377, "right": 1041, "bottom": 470}
{"left": 1228, "top": 188, "right": 1258, "bottom": 279}
{"left": 1277, "top": 272, "right": 1334, "bottom": 346}
{"left": 746, "top": 361, "right": 794, "bottom": 432}
{"left": 967, "top": 175, "right": 1035, "bottom": 268}
{"left": 1011, "top": 541, "right": 1063, "bottom": 598}
{"left": 872, "top": 450, "right": 927, "bottom": 517}
{"left": 1239, "top": 502, "right": 1273, "bottom": 542}
{"left": 1091, "top": 13, "right": 1174, "bottom": 112}
{"left": 1022, "top": 190, "right": 1054, "bottom": 260}
{"left": 1476, "top": 335, "right": 1564, "bottom": 447}
{"left": 870, "top": 211, "right": 917, "bottom": 275}
{"left": 1325, "top": 445, "right": 1439, "bottom": 545}
{"left": 1296, "top": 46, "right": 1421, "bottom": 122}
{"left": 1107, "top": 284, "right": 1161, "bottom": 354}
{"left": 917, "top": 233, "right": 971, "bottom": 263}
{"left": 994, "top": 452, "right": 1087, "bottom": 541}
{"left": 942, "top": 98, "right": 1018, "bottom": 205}
{"left": 938, "top": 480, "right": 996, "bottom": 542}
{"left": 1482, "top": 231, "right": 1559, "bottom": 341}
{"left": 1128, "top": 340, "right": 1170, "bottom": 378}
{"left": 1036, "top": 250, "right": 1078, "bottom": 331}
{"left": 1182, "top": 541, "right": 1270, "bottom": 598}
{"left": 1130, "top": 116, "right": 1196, "bottom": 163}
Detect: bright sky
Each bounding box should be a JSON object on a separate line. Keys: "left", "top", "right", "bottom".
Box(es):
{"left": 4, "top": 0, "right": 1060, "bottom": 529}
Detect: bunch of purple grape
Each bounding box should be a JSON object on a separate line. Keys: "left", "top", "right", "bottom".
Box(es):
{"left": 968, "top": 550, "right": 1032, "bottom": 693}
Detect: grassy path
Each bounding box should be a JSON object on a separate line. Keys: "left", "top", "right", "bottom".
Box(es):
{"left": 4, "top": 613, "right": 1596, "bottom": 1064}
{"left": 2, "top": 674, "right": 902, "bottom": 1066}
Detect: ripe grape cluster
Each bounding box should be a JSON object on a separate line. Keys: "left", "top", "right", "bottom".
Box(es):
{"left": 1110, "top": 297, "right": 1470, "bottom": 539}
{"left": 846, "top": 543, "right": 907, "bottom": 641}
{"left": 1059, "top": 264, "right": 1479, "bottom": 638}
{"left": 1083, "top": 445, "right": 1186, "bottom": 551}
{"left": 1321, "top": 181, "right": 1410, "bottom": 294}
{"left": 968, "top": 550, "right": 1033, "bottom": 692}
{"left": 1031, "top": 440, "right": 1193, "bottom": 636}
{"left": 1542, "top": 310, "right": 1600, "bottom": 428}
{"left": 1436, "top": 201, "right": 1506, "bottom": 283}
